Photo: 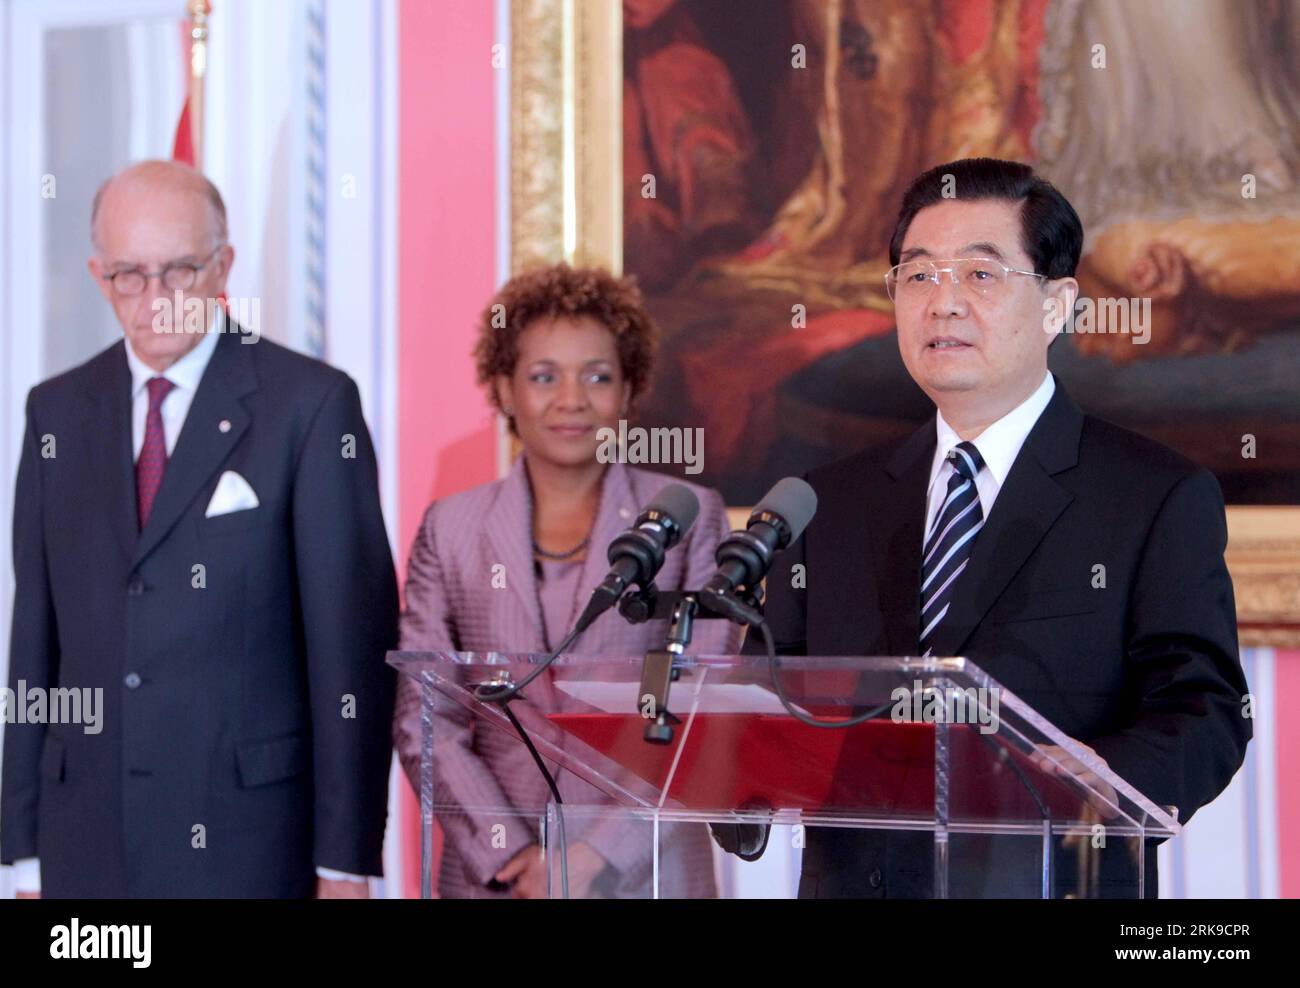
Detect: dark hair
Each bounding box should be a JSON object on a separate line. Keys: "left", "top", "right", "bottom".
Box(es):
{"left": 888, "top": 158, "right": 1082, "bottom": 279}
{"left": 474, "top": 263, "right": 658, "bottom": 432}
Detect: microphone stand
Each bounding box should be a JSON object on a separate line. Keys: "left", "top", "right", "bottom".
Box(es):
{"left": 619, "top": 585, "right": 761, "bottom": 745}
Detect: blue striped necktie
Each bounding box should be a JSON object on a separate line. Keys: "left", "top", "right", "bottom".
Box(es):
{"left": 919, "top": 441, "right": 985, "bottom": 656}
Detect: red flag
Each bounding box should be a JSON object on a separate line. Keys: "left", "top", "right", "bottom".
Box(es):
{"left": 172, "top": 95, "right": 194, "bottom": 165}
{"left": 171, "top": 6, "right": 226, "bottom": 313}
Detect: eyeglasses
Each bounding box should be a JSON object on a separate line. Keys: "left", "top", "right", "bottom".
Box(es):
{"left": 101, "top": 245, "right": 225, "bottom": 296}
{"left": 884, "top": 257, "right": 1045, "bottom": 302}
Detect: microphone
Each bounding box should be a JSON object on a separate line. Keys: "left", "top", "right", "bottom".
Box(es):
{"left": 572, "top": 483, "right": 700, "bottom": 634}
{"left": 702, "top": 477, "right": 817, "bottom": 616}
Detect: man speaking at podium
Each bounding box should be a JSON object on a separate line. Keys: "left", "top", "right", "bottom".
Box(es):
{"left": 717, "top": 158, "right": 1251, "bottom": 898}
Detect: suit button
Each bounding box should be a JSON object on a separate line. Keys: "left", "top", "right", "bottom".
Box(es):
{"left": 124, "top": 672, "right": 142, "bottom": 689}
{"left": 868, "top": 867, "right": 883, "bottom": 890}
{"left": 127, "top": 578, "right": 145, "bottom": 596}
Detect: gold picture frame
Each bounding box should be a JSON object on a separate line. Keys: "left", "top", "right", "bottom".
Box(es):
{"left": 1226, "top": 509, "right": 1300, "bottom": 646}
{"left": 510, "top": 0, "right": 621, "bottom": 276}
{"left": 508, "top": 0, "right": 1300, "bottom": 646}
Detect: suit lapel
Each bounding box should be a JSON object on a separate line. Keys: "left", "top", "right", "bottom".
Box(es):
{"left": 577, "top": 462, "right": 634, "bottom": 607}
{"left": 88, "top": 342, "right": 139, "bottom": 565}
{"left": 132, "top": 329, "right": 257, "bottom": 568}
{"left": 485, "top": 458, "right": 639, "bottom": 654}
{"left": 926, "top": 381, "right": 1083, "bottom": 657}
{"left": 485, "top": 455, "right": 544, "bottom": 640}
{"left": 873, "top": 423, "right": 935, "bottom": 656}
{"left": 574, "top": 463, "right": 643, "bottom": 652}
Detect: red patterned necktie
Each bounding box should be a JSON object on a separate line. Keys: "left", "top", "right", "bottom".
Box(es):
{"left": 136, "top": 376, "right": 176, "bottom": 530}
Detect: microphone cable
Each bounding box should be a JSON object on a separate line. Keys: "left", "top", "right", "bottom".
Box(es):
{"left": 500, "top": 700, "right": 570, "bottom": 900}
{"left": 753, "top": 619, "right": 895, "bottom": 728}
{"left": 471, "top": 625, "right": 587, "bottom": 898}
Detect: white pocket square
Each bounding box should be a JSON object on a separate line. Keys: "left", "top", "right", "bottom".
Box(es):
{"left": 205, "top": 470, "right": 260, "bottom": 517}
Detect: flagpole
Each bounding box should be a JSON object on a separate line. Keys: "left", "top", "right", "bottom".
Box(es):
{"left": 187, "top": 0, "right": 210, "bottom": 170}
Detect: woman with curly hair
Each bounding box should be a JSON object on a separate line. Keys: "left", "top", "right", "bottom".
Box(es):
{"left": 393, "top": 263, "right": 738, "bottom": 898}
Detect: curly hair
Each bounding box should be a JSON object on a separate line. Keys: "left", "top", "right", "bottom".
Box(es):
{"left": 474, "top": 264, "right": 658, "bottom": 426}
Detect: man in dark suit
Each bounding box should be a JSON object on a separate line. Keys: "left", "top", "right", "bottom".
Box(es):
{"left": 715, "top": 158, "right": 1251, "bottom": 897}
{"left": 1, "top": 161, "right": 397, "bottom": 898}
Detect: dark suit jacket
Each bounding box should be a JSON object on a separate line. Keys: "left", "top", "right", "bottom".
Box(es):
{"left": 1, "top": 327, "right": 398, "bottom": 897}
{"left": 742, "top": 379, "right": 1250, "bottom": 898}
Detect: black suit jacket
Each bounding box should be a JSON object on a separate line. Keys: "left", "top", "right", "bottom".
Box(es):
{"left": 741, "top": 379, "right": 1250, "bottom": 897}
{"left": 1, "top": 327, "right": 398, "bottom": 897}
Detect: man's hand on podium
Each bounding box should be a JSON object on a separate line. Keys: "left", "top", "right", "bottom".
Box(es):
{"left": 1029, "top": 742, "right": 1120, "bottom": 820}
{"left": 709, "top": 820, "right": 770, "bottom": 861}
{"left": 494, "top": 842, "right": 607, "bottom": 898}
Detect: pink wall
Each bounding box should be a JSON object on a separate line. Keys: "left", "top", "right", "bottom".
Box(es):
{"left": 1277, "top": 649, "right": 1300, "bottom": 898}
{"left": 396, "top": 0, "right": 499, "bottom": 898}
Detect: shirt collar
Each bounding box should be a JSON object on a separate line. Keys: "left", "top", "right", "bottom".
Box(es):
{"left": 124, "top": 307, "right": 223, "bottom": 398}
{"left": 930, "top": 371, "right": 1055, "bottom": 490}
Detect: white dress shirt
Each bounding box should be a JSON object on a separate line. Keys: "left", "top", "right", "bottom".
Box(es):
{"left": 923, "top": 371, "right": 1056, "bottom": 546}
{"left": 12, "top": 316, "right": 367, "bottom": 893}
{"left": 124, "top": 315, "right": 221, "bottom": 458}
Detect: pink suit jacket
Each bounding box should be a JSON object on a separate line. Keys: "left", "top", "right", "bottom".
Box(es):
{"left": 393, "top": 454, "right": 741, "bottom": 898}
